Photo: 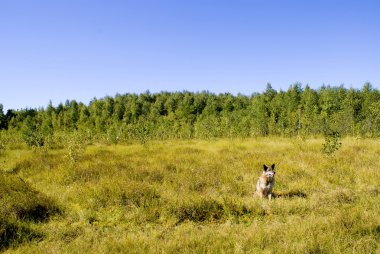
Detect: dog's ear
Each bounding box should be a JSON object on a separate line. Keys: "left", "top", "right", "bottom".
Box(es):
{"left": 271, "top": 164, "right": 275, "bottom": 170}
{"left": 263, "top": 165, "right": 268, "bottom": 171}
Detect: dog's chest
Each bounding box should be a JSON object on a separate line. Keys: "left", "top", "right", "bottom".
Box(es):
{"left": 258, "top": 175, "right": 274, "bottom": 189}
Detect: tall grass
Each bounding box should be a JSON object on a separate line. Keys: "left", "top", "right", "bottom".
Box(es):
{"left": 1, "top": 137, "right": 379, "bottom": 253}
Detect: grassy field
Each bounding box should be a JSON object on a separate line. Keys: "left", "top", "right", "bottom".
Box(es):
{"left": 1, "top": 137, "right": 380, "bottom": 253}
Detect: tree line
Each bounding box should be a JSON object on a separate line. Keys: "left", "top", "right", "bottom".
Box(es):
{"left": 1, "top": 82, "right": 380, "bottom": 145}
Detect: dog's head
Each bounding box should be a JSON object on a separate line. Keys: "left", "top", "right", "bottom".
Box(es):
{"left": 263, "top": 164, "right": 276, "bottom": 182}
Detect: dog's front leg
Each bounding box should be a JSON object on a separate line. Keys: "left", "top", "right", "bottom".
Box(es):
{"left": 268, "top": 193, "right": 272, "bottom": 200}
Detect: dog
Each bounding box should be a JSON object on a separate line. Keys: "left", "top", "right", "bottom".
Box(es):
{"left": 256, "top": 164, "right": 276, "bottom": 200}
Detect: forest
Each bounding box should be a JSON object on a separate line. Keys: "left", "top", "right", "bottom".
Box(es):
{"left": 1, "top": 83, "right": 380, "bottom": 146}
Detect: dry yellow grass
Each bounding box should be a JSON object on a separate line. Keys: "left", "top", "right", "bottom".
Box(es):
{"left": 1, "top": 137, "right": 380, "bottom": 253}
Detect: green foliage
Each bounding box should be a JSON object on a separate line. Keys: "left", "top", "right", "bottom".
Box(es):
{"left": 106, "top": 124, "right": 120, "bottom": 145}
{"left": 2, "top": 83, "right": 380, "bottom": 141}
{"left": 21, "top": 116, "right": 45, "bottom": 148}
{"left": 322, "top": 130, "right": 342, "bottom": 156}
{"left": 0, "top": 104, "right": 4, "bottom": 130}
{"left": 65, "top": 132, "right": 86, "bottom": 165}
{"left": 134, "top": 118, "right": 153, "bottom": 144}
{"left": 0, "top": 131, "right": 6, "bottom": 155}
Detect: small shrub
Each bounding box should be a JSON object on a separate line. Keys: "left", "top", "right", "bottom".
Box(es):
{"left": 322, "top": 131, "right": 342, "bottom": 156}
{"left": 65, "top": 132, "right": 86, "bottom": 165}
{"left": 107, "top": 125, "right": 120, "bottom": 145}
{"left": 31, "top": 135, "right": 55, "bottom": 154}
{"left": 21, "top": 116, "right": 45, "bottom": 148}
{"left": 0, "top": 130, "right": 9, "bottom": 155}
{"left": 0, "top": 134, "right": 5, "bottom": 155}
{"left": 134, "top": 119, "right": 152, "bottom": 145}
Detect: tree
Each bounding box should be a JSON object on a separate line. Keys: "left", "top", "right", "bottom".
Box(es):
{"left": 21, "top": 116, "right": 44, "bottom": 147}
{"left": 284, "top": 83, "right": 302, "bottom": 136}
{"left": 300, "top": 85, "right": 320, "bottom": 135}
{"left": 359, "top": 82, "right": 380, "bottom": 136}
{"left": 4, "top": 110, "right": 16, "bottom": 130}
{"left": 250, "top": 94, "right": 269, "bottom": 136}
{"left": 0, "top": 104, "right": 4, "bottom": 129}
{"left": 3, "top": 83, "right": 380, "bottom": 141}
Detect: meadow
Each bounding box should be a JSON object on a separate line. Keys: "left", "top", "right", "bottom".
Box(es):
{"left": 1, "top": 137, "right": 380, "bottom": 253}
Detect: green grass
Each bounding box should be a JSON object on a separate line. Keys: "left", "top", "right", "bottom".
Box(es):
{"left": 1, "top": 137, "right": 380, "bottom": 253}
{"left": 0, "top": 172, "right": 60, "bottom": 250}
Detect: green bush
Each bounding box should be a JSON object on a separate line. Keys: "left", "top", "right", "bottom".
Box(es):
{"left": 0, "top": 132, "right": 6, "bottom": 155}
{"left": 21, "top": 116, "right": 45, "bottom": 148}
{"left": 65, "top": 132, "right": 86, "bottom": 165}
{"left": 322, "top": 131, "right": 342, "bottom": 156}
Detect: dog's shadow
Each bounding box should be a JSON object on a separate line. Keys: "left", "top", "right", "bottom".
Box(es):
{"left": 274, "top": 190, "right": 307, "bottom": 199}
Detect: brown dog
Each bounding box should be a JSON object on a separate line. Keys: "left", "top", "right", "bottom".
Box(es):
{"left": 256, "top": 164, "right": 276, "bottom": 200}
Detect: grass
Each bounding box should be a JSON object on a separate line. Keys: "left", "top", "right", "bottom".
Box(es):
{"left": 0, "top": 171, "right": 60, "bottom": 250}
{"left": 0, "top": 137, "right": 379, "bottom": 253}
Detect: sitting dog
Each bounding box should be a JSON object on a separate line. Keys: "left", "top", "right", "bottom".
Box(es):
{"left": 256, "top": 164, "right": 276, "bottom": 200}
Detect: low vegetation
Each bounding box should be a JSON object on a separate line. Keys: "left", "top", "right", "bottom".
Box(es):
{"left": 0, "top": 137, "right": 379, "bottom": 253}
{"left": 0, "top": 172, "right": 60, "bottom": 250}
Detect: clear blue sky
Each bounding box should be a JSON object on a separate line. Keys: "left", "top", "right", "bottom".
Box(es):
{"left": 1, "top": 0, "right": 379, "bottom": 111}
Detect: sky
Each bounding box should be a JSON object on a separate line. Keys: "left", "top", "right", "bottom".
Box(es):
{"left": 1, "top": 0, "right": 380, "bottom": 111}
